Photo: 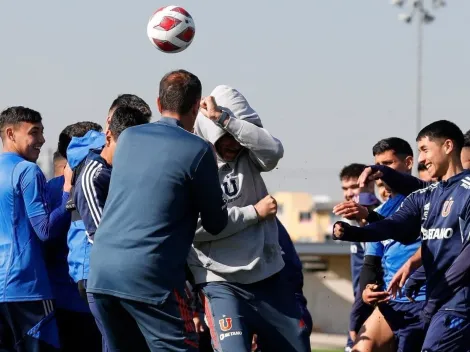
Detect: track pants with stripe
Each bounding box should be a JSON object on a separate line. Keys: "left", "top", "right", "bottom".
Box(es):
{"left": 0, "top": 300, "right": 60, "bottom": 352}
{"left": 422, "top": 311, "right": 470, "bottom": 352}
{"left": 199, "top": 273, "right": 311, "bottom": 352}
{"left": 90, "top": 290, "right": 198, "bottom": 352}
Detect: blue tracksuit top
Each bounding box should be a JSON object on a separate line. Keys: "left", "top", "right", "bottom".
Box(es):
{"left": 338, "top": 169, "right": 470, "bottom": 313}
{"left": 74, "top": 150, "right": 111, "bottom": 242}
{"left": 65, "top": 130, "right": 105, "bottom": 283}
{"left": 0, "top": 152, "right": 70, "bottom": 302}
{"left": 87, "top": 117, "right": 228, "bottom": 305}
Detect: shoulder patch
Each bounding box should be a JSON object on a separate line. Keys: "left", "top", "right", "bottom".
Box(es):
{"left": 413, "top": 182, "right": 438, "bottom": 195}
{"left": 460, "top": 177, "right": 470, "bottom": 190}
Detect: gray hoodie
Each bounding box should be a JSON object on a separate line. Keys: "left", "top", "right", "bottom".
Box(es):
{"left": 187, "top": 85, "right": 285, "bottom": 284}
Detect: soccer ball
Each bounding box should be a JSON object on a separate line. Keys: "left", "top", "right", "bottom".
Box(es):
{"left": 147, "top": 5, "right": 196, "bottom": 53}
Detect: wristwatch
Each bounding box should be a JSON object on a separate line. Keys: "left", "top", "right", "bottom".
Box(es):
{"left": 216, "top": 110, "right": 230, "bottom": 127}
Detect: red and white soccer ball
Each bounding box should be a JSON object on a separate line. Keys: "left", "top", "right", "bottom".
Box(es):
{"left": 147, "top": 5, "right": 196, "bottom": 53}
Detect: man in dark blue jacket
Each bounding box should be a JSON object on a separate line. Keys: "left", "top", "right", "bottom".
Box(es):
{"left": 73, "top": 106, "right": 148, "bottom": 349}
{"left": 65, "top": 95, "right": 152, "bottom": 303}
{"left": 335, "top": 137, "right": 426, "bottom": 352}
{"left": 338, "top": 163, "right": 379, "bottom": 351}
{"left": 333, "top": 120, "right": 470, "bottom": 352}
{"left": 87, "top": 70, "right": 228, "bottom": 352}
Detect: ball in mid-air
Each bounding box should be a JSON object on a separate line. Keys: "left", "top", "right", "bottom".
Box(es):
{"left": 147, "top": 5, "right": 195, "bottom": 53}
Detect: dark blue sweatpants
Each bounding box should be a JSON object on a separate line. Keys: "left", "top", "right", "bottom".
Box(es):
{"left": 90, "top": 290, "right": 199, "bottom": 352}
{"left": 0, "top": 300, "right": 60, "bottom": 352}
{"left": 422, "top": 310, "right": 470, "bottom": 352}
{"left": 378, "top": 301, "right": 426, "bottom": 352}
{"left": 199, "top": 273, "right": 311, "bottom": 352}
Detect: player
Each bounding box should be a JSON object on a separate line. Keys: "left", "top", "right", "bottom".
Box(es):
{"left": 86, "top": 70, "right": 228, "bottom": 352}
{"left": 45, "top": 122, "right": 104, "bottom": 351}
{"left": 73, "top": 106, "right": 148, "bottom": 347}
{"left": 338, "top": 163, "right": 379, "bottom": 351}
{"left": 333, "top": 120, "right": 470, "bottom": 351}
{"left": 65, "top": 95, "right": 151, "bottom": 304}
{"left": 74, "top": 107, "right": 147, "bottom": 243}
{"left": 0, "top": 106, "right": 72, "bottom": 351}
{"left": 188, "top": 85, "right": 310, "bottom": 352}
{"left": 335, "top": 137, "right": 426, "bottom": 352}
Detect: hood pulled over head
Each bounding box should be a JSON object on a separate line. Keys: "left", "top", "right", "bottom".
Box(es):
{"left": 194, "top": 85, "right": 262, "bottom": 145}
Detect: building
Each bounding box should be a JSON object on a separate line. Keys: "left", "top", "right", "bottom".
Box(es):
{"left": 274, "top": 191, "right": 342, "bottom": 243}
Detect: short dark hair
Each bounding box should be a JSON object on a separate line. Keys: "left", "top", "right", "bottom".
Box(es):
{"left": 159, "top": 69, "right": 202, "bottom": 115}
{"left": 372, "top": 137, "right": 413, "bottom": 159}
{"left": 417, "top": 162, "right": 427, "bottom": 172}
{"left": 53, "top": 150, "right": 65, "bottom": 164}
{"left": 0, "top": 106, "right": 42, "bottom": 138}
{"left": 58, "top": 121, "right": 103, "bottom": 158}
{"left": 109, "top": 106, "right": 148, "bottom": 140}
{"left": 339, "top": 163, "right": 367, "bottom": 180}
{"left": 417, "top": 120, "right": 464, "bottom": 154}
{"left": 464, "top": 129, "right": 470, "bottom": 148}
{"left": 109, "top": 94, "right": 152, "bottom": 122}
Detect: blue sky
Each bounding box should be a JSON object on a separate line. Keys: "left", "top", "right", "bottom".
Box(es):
{"left": 0, "top": 0, "right": 468, "bottom": 199}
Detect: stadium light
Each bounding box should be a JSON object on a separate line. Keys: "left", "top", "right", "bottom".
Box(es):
{"left": 391, "top": 0, "right": 445, "bottom": 136}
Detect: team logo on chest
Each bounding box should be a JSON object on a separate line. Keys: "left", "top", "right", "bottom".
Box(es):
{"left": 441, "top": 198, "right": 454, "bottom": 218}
{"left": 222, "top": 176, "right": 240, "bottom": 198}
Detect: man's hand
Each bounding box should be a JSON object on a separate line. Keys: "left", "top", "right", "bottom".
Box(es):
{"left": 357, "top": 166, "right": 383, "bottom": 188}
{"left": 333, "top": 200, "right": 369, "bottom": 221}
{"left": 362, "top": 284, "right": 390, "bottom": 306}
{"left": 387, "top": 261, "right": 413, "bottom": 299}
{"left": 403, "top": 273, "right": 425, "bottom": 303}
{"left": 193, "top": 315, "right": 205, "bottom": 333}
{"left": 199, "top": 96, "right": 222, "bottom": 122}
{"left": 254, "top": 195, "right": 277, "bottom": 220}
{"left": 63, "top": 163, "right": 73, "bottom": 193}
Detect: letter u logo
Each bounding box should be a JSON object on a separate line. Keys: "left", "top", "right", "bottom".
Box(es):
{"left": 441, "top": 199, "right": 453, "bottom": 218}
{"left": 219, "top": 318, "right": 232, "bottom": 332}
{"left": 223, "top": 179, "right": 238, "bottom": 197}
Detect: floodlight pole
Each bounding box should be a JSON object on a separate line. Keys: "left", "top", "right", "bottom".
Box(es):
{"left": 416, "top": 7, "right": 423, "bottom": 135}
{"left": 394, "top": 0, "right": 445, "bottom": 135}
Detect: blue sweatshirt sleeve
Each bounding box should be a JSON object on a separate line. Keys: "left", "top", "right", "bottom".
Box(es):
{"left": 75, "top": 163, "right": 111, "bottom": 237}
{"left": 373, "top": 165, "right": 430, "bottom": 196}
{"left": 334, "top": 192, "right": 422, "bottom": 244}
{"left": 426, "top": 198, "right": 470, "bottom": 307}
{"left": 191, "top": 146, "right": 228, "bottom": 235}
{"left": 20, "top": 163, "right": 71, "bottom": 241}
